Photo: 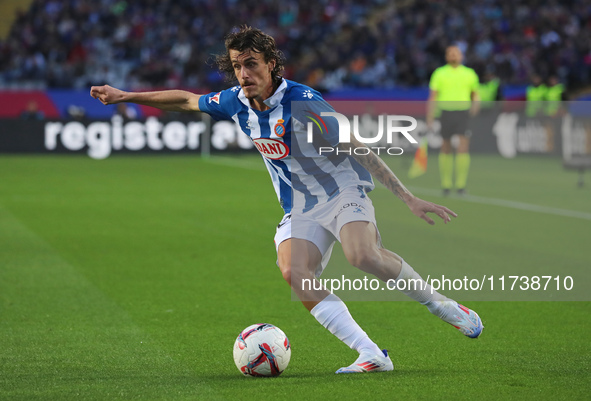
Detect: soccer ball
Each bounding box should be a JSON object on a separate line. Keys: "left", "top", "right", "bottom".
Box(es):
{"left": 233, "top": 323, "right": 291, "bottom": 377}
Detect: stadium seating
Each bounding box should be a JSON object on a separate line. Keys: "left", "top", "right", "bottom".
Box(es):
{"left": 1, "top": 0, "right": 589, "bottom": 93}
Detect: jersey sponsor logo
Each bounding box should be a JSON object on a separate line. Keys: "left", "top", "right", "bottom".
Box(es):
{"left": 274, "top": 119, "right": 286, "bottom": 137}
{"left": 253, "top": 138, "right": 289, "bottom": 160}
{"left": 210, "top": 92, "right": 221, "bottom": 104}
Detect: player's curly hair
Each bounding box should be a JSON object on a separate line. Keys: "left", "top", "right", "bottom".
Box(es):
{"left": 216, "top": 26, "right": 285, "bottom": 85}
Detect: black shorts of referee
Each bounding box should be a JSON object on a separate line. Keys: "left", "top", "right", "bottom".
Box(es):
{"left": 439, "top": 109, "right": 470, "bottom": 139}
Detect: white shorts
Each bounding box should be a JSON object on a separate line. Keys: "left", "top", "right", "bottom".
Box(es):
{"left": 274, "top": 185, "right": 378, "bottom": 277}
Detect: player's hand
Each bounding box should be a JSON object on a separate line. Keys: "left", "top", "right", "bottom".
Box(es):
{"left": 407, "top": 196, "right": 457, "bottom": 225}
{"left": 90, "top": 85, "right": 126, "bottom": 105}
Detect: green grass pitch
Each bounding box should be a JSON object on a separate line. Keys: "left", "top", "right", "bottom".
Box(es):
{"left": 0, "top": 153, "right": 589, "bottom": 400}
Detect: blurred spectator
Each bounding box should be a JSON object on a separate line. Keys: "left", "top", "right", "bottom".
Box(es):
{"left": 545, "top": 75, "right": 567, "bottom": 116}
{"left": 114, "top": 103, "right": 137, "bottom": 120}
{"left": 478, "top": 71, "right": 503, "bottom": 107}
{"left": 67, "top": 104, "right": 86, "bottom": 120}
{"left": 20, "top": 100, "right": 45, "bottom": 120}
{"left": 1, "top": 0, "right": 590, "bottom": 92}
{"left": 526, "top": 74, "right": 547, "bottom": 117}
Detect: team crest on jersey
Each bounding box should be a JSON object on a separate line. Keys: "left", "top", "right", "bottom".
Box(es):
{"left": 253, "top": 138, "right": 289, "bottom": 160}
{"left": 210, "top": 92, "right": 221, "bottom": 104}
{"left": 274, "top": 119, "right": 286, "bottom": 137}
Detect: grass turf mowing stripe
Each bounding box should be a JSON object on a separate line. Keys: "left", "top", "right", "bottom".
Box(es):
{"left": 205, "top": 155, "right": 591, "bottom": 220}
{"left": 0, "top": 205, "right": 225, "bottom": 401}
{"left": 1, "top": 155, "right": 589, "bottom": 400}
{"left": 204, "top": 155, "right": 267, "bottom": 171}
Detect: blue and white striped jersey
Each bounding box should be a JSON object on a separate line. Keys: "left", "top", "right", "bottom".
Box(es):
{"left": 198, "top": 79, "right": 374, "bottom": 214}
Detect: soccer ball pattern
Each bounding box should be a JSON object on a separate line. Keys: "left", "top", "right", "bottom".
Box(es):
{"left": 233, "top": 323, "right": 291, "bottom": 377}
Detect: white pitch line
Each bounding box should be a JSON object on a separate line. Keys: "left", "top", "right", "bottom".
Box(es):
{"left": 205, "top": 156, "right": 591, "bottom": 221}
{"left": 407, "top": 186, "right": 591, "bottom": 221}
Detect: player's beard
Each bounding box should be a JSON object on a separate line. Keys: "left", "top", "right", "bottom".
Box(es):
{"left": 242, "top": 80, "right": 275, "bottom": 100}
{"left": 241, "top": 82, "right": 258, "bottom": 99}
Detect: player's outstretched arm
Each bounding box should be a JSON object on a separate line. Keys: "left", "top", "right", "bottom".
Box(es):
{"left": 342, "top": 138, "right": 457, "bottom": 225}
{"left": 90, "top": 85, "right": 201, "bottom": 112}
{"left": 426, "top": 90, "right": 438, "bottom": 130}
{"left": 470, "top": 90, "right": 480, "bottom": 116}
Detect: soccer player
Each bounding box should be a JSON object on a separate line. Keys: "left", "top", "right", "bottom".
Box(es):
{"left": 427, "top": 45, "right": 480, "bottom": 196}
{"left": 91, "top": 27, "right": 483, "bottom": 374}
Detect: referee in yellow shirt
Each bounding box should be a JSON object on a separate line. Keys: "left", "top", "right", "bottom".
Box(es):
{"left": 427, "top": 46, "right": 480, "bottom": 195}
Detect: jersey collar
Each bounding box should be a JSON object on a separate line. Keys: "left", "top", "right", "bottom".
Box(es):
{"left": 238, "top": 78, "right": 287, "bottom": 109}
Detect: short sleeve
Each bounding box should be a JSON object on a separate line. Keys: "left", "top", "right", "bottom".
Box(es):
{"left": 306, "top": 98, "right": 341, "bottom": 147}
{"left": 198, "top": 90, "right": 234, "bottom": 121}
{"left": 292, "top": 93, "right": 341, "bottom": 148}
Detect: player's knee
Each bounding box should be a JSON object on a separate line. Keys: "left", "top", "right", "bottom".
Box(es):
{"left": 457, "top": 136, "right": 470, "bottom": 152}
{"left": 457, "top": 144, "right": 470, "bottom": 153}
{"left": 277, "top": 260, "right": 292, "bottom": 284}
{"left": 278, "top": 262, "right": 314, "bottom": 286}
{"left": 280, "top": 265, "right": 292, "bottom": 284}
{"left": 346, "top": 248, "right": 380, "bottom": 271}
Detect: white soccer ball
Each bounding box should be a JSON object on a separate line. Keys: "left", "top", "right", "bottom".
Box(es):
{"left": 233, "top": 323, "right": 291, "bottom": 377}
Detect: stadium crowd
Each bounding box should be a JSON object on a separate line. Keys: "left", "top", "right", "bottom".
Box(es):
{"left": 1, "top": 0, "right": 590, "bottom": 91}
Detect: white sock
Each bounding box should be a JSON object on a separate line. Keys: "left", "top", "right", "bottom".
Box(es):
{"left": 395, "top": 260, "right": 448, "bottom": 312}
{"left": 311, "top": 293, "right": 382, "bottom": 356}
